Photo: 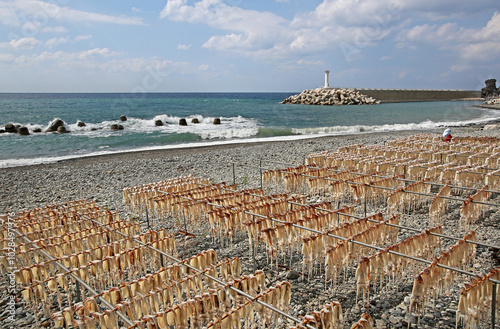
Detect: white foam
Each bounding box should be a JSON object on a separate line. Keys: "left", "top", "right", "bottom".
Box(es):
{"left": 292, "top": 112, "right": 500, "bottom": 136}
{"left": 61, "top": 114, "right": 260, "bottom": 139}
{"left": 1, "top": 108, "right": 499, "bottom": 169}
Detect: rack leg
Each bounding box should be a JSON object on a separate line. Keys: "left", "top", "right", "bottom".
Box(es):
{"left": 232, "top": 163, "right": 236, "bottom": 186}
{"left": 493, "top": 282, "right": 497, "bottom": 329}
{"left": 260, "top": 159, "right": 263, "bottom": 190}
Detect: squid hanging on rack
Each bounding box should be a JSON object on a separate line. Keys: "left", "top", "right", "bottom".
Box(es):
{"left": 456, "top": 265, "right": 500, "bottom": 329}
{"left": 459, "top": 184, "right": 490, "bottom": 231}
{"left": 350, "top": 313, "right": 374, "bottom": 329}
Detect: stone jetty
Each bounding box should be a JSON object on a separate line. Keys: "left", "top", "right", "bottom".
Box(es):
{"left": 483, "top": 97, "right": 500, "bottom": 105}
{"left": 282, "top": 88, "right": 380, "bottom": 105}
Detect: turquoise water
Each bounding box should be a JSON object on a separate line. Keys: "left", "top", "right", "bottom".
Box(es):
{"left": 0, "top": 93, "right": 497, "bottom": 167}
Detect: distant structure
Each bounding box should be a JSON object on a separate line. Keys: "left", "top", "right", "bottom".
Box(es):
{"left": 324, "top": 70, "right": 330, "bottom": 88}
{"left": 481, "top": 79, "right": 499, "bottom": 98}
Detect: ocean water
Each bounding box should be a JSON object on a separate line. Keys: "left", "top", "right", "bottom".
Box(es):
{"left": 0, "top": 93, "right": 498, "bottom": 168}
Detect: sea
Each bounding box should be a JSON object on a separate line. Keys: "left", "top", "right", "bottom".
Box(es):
{"left": 1, "top": 92, "right": 499, "bottom": 168}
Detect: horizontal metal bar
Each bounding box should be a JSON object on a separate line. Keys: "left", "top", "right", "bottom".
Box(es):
{"left": 193, "top": 182, "right": 500, "bottom": 251}
{"left": 83, "top": 213, "right": 317, "bottom": 329}
{"left": 9, "top": 226, "right": 134, "bottom": 327}
{"left": 342, "top": 145, "right": 499, "bottom": 162}
{"left": 248, "top": 163, "right": 500, "bottom": 207}
{"left": 245, "top": 211, "right": 500, "bottom": 283}
{"left": 155, "top": 188, "right": 500, "bottom": 284}
{"left": 369, "top": 174, "right": 499, "bottom": 194}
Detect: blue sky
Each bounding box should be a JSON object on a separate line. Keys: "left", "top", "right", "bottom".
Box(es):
{"left": 0, "top": 0, "right": 499, "bottom": 92}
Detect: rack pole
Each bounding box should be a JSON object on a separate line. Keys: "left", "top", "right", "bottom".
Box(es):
{"left": 260, "top": 159, "right": 263, "bottom": 190}
{"left": 9, "top": 226, "right": 135, "bottom": 327}
{"left": 195, "top": 182, "right": 500, "bottom": 251}
{"left": 247, "top": 163, "right": 500, "bottom": 207}
{"left": 260, "top": 159, "right": 500, "bottom": 193}
{"left": 493, "top": 282, "right": 497, "bottom": 329}
{"left": 232, "top": 163, "right": 236, "bottom": 186}
{"left": 156, "top": 188, "right": 500, "bottom": 283}
{"left": 84, "top": 214, "right": 318, "bottom": 329}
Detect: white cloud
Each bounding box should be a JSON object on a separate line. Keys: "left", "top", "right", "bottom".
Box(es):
{"left": 44, "top": 35, "right": 91, "bottom": 48}
{"left": 0, "top": 6, "right": 19, "bottom": 26}
{"left": 0, "top": 0, "right": 144, "bottom": 27}
{"left": 74, "top": 35, "right": 93, "bottom": 42}
{"left": 14, "top": 48, "right": 118, "bottom": 65}
{"left": 461, "top": 41, "right": 500, "bottom": 61}
{"left": 100, "top": 58, "right": 186, "bottom": 73}
{"left": 198, "top": 64, "right": 210, "bottom": 71}
{"left": 161, "top": 0, "right": 291, "bottom": 56}
{"left": 160, "top": 0, "right": 500, "bottom": 64}
{"left": 3, "top": 37, "right": 42, "bottom": 49}
{"left": 397, "top": 11, "right": 500, "bottom": 61}
{"left": 45, "top": 37, "right": 69, "bottom": 48}
{"left": 4, "top": 47, "right": 196, "bottom": 78}
{"left": 0, "top": 54, "right": 15, "bottom": 61}
{"left": 160, "top": 0, "right": 399, "bottom": 59}
{"left": 296, "top": 59, "right": 324, "bottom": 66}
{"left": 41, "top": 26, "right": 68, "bottom": 33}
{"left": 161, "top": 0, "right": 287, "bottom": 32}
{"left": 177, "top": 44, "right": 191, "bottom": 50}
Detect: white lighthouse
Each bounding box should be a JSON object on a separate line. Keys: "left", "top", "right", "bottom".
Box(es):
{"left": 324, "top": 70, "right": 330, "bottom": 88}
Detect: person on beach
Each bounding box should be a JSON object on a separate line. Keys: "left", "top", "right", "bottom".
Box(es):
{"left": 442, "top": 128, "right": 452, "bottom": 142}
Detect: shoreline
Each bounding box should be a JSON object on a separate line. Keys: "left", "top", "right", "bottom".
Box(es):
{"left": 475, "top": 103, "right": 500, "bottom": 110}
{"left": 3, "top": 115, "right": 500, "bottom": 170}
{"left": 1, "top": 125, "right": 497, "bottom": 214}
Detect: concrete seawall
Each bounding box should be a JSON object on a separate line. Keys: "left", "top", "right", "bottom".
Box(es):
{"left": 353, "top": 89, "right": 481, "bottom": 103}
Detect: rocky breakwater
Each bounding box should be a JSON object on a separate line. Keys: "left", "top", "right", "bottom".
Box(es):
{"left": 481, "top": 78, "right": 499, "bottom": 98}
{"left": 282, "top": 88, "right": 380, "bottom": 105}
{"left": 482, "top": 96, "right": 500, "bottom": 106}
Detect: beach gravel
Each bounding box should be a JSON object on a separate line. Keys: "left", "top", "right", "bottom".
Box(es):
{"left": 1, "top": 126, "right": 499, "bottom": 328}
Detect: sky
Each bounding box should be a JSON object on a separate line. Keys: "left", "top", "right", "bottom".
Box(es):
{"left": 0, "top": 0, "right": 499, "bottom": 92}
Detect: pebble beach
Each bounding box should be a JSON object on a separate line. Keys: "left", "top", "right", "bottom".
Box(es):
{"left": 1, "top": 125, "right": 500, "bottom": 328}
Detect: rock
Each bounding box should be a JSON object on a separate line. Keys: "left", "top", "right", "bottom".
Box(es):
{"left": 45, "top": 119, "right": 65, "bottom": 132}
{"left": 155, "top": 120, "right": 163, "bottom": 126}
{"left": 191, "top": 118, "right": 200, "bottom": 124}
{"left": 286, "top": 270, "right": 300, "bottom": 280}
{"left": 4, "top": 123, "right": 17, "bottom": 133}
{"left": 282, "top": 88, "right": 379, "bottom": 106}
{"left": 15, "top": 306, "right": 25, "bottom": 315}
{"left": 33, "top": 128, "right": 42, "bottom": 133}
{"left": 351, "top": 306, "right": 361, "bottom": 314}
{"left": 481, "top": 79, "right": 499, "bottom": 98}
{"left": 424, "top": 313, "right": 435, "bottom": 320}
{"left": 179, "top": 118, "right": 188, "bottom": 126}
{"left": 491, "top": 248, "right": 500, "bottom": 264}
{"left": 483, "top": 124, "right": 498, "bottom": 130}
{"left": 120, "top": 115, "right": 127, "bottom": 121}
{"left": 40, "top": 319, "right": 51, "bottom": 327}
{"left": 77, "top": 121, "right": 86, "bottom": 127}
{"left": 110, "top": 124, "right": 124, "bottom": 130}
{"left": 57, "top": 126, "right": 67, "bottom": 133}
{"left": 483, "top": 97, "right": 500, "bottom": 105}
{"left": 389, "top": 315, "right": 404, "bottom": 324}
{"left": 0, "top": 129, "right": 4, "bottom": 133}
{"left": 213, "top": 118, "right": 221, "bottom": 125}
{"left": 17, "top": 127, "right": 29, "bottom": 135}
